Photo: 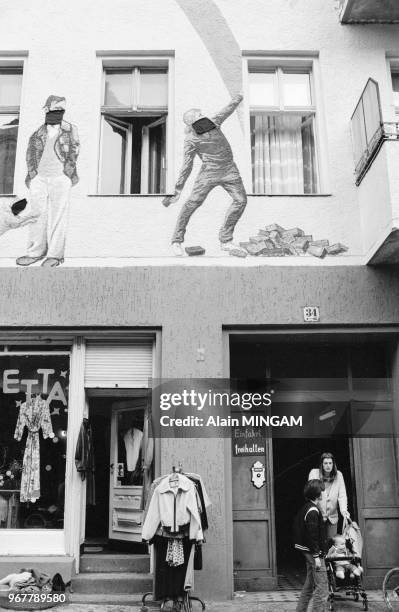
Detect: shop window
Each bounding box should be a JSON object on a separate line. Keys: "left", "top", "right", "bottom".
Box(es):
{"left": 248, "top": 66, "right": 319, "bottom": 194}
{"left": 0, "top": 353, "right": 69, "bottom": 529}
{"left": 99, "top": 67, "right": 168, "bottom": 194}
{"left": 0, "top": 68, "right": 23, "bottom": 194}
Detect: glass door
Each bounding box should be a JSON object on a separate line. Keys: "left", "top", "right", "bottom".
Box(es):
{"left": 108, "top": 401, "right": 146, "bottom": 542}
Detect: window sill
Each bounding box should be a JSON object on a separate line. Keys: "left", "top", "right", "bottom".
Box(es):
{"left": 0, "top": 194, "right": 16, "bottom": 198}
{"left": 88, "top": 193, "right": 333, "bottom": 198}
{"left": 88, "top": 193, "right": 171, "bottom": 197}
{"left": 247, "top": 193, "right": 332, "bottom": 197}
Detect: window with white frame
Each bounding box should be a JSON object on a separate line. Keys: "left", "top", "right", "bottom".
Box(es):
{"left": 99, "top": 66, "right": 168, "bottom": 194}
{"left": 0, "top": 68, "right": 23, "bottom": 194}
{"left": 248, "top": 66, "right": 319, "bottom": 195}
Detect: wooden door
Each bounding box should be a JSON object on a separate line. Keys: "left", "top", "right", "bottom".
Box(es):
{"left": 108, "top": 404, "right": 144, "bottom": 542}
{"left": 352, "top": 401, "right": 399, "bottom": 587}
{"left": 232, "top": 426, "right": 276, "bottom": 590}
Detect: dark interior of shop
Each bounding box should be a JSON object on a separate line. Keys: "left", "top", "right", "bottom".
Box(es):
{"left": 84, "top": 396, "right": 147, "bottom": 554}
{"left": 230, "top": 335, "right": 391, "bottom": 589}
{"left": 85, "top": 399, "right": 111, "bottom": 542}
{"left": 273, "top": 437, "right": 353, "bottom": 588}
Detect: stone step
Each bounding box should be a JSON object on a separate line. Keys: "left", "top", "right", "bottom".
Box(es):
{"left": 68, "top": 592, "right": 148, "bottom": 605}
{"left": 71, "top": 571, "right": 152, "bottom": 594}
{"left": 0, "top": 556, "right": 74, "bottom": 583}
{"left": 80, "top": 553, "right": 150, "bottom": 573}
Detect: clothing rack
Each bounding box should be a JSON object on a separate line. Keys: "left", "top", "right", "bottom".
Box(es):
{"left": 141, "top": 591, "right": 205, "bottom": 611}
{"left": 141, "top": 465, "right": 206, "bottom": 612}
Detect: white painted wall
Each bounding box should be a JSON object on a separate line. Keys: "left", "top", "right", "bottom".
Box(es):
{"left": 358, "top": 141, "right": 399, "bottom": 260}
{"left": 0, "top": 0, "right": 398, "bottom": 262}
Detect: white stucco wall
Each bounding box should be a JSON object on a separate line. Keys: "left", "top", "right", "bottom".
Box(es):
{"left": 358, "top": 140, "right": 399, "bottom": 260}
{"left": 0, "top": 0, "right": 398, "bottom": 263}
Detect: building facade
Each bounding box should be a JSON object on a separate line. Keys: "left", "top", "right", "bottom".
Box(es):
{"left": 0, "top": 0, "right": 398, "bottom": 601}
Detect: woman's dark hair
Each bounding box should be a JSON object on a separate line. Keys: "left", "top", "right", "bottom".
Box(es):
{"left": 304, "top": 479, "right": 325, "bottom": 501}
{"left": 319, "top": 452, "right": 338, "bottom": 480}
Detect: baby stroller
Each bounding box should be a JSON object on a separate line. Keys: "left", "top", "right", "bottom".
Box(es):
{"left": 325, "top": 519, "right": 368, "bottom": 611}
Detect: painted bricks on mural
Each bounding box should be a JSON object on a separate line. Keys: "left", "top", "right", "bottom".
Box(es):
{"left": 239, "top": 224, "right": 348, "bottom": 258}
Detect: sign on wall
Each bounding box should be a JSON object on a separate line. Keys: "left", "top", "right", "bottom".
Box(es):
{"left": 232, "top": 425, "right": 266, "bottom": 456}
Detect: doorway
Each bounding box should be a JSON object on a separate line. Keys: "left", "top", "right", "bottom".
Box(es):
{"left": 83, "top": 395, "right": 150, "bottom": 553}
{"left": 229, "top": 333, "right": 394, "bottom": 590}
{"left": 85, "top": 399, "right": 111, "bottom": 543}
{"left": 272, "top": 437, "right": 354, "bottom": 588}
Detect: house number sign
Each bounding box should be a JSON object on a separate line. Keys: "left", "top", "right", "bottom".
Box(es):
{"left": 251, "top": 460, "right": 266, "bottom": 489}
{"left": 303, "top": 306, "right": 320, "bottom": 322}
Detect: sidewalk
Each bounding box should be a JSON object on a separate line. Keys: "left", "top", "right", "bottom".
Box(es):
{"left": 0, "top": 590, "right": 386, "bottom": 612}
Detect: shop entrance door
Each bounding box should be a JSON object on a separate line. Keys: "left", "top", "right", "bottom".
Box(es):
{"left": 108, "top": 402, "right": 146, "bottom": 542}
{"left": 352, "top": 402, "right": 399, "bottom": 583}
{"left": 272, "top": 438, "right": 354, "bottom": 589}
{"left": 232, "top": 432, "right": 276, "bottom": 590}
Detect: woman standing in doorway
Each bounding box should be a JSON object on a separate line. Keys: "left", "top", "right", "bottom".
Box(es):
{"left": 308, "top": 452, "right": 350, "bottom": 541}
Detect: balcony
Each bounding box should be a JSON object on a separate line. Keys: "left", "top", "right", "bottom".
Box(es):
{"left": 351, "top": 79, "right": 399, "bottom": 264}
{"left": 340, "top": 0, "right": 399, "bottom": 23}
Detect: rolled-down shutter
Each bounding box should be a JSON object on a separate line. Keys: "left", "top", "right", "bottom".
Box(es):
{"left": 84, "top": 341, "right": 153, "bottom": 388}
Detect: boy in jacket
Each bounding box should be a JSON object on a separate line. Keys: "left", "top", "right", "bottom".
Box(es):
{"left": 294, "top": 479, "right": 328, "bottom": 612}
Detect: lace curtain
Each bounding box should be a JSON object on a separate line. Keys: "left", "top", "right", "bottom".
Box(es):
{"left": 251, "top": 114, "right": 317, "bottom": 194}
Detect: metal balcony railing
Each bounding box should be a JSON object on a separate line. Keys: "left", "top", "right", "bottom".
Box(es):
{"left": 354, "top": 121, "right": 399, "bottom": 185}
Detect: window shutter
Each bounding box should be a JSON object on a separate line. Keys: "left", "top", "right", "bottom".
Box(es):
{"left": 84, "top": 341, "right": 153, "bottom": 388}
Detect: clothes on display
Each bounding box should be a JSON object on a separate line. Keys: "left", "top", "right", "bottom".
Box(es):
{"left": 123, "top": 427, "right": 143, "bottom": 472}
{"left": 14, "top": 395, "right": 54, "bottom": 503}
{"left": 142, "top": 473, "right": 203, "bottom": 542}
{"left": 75, "top": 418, "right": 96, "bottom": 506}
{"left": 0, "top": 569, "right": 52, "bottom": 593}
{"left": 166, "top": 538, "right": 185, "bottom": 567}
{"left": 141, "top": 409, "right": 154, "bottom": 509}
{"left": 143, "top": 472, "right": 210, "bottom": 531}
{"left": 141, "top": 469, "right": 210, "bottom": 604}
{"left": 0, "top": 495, "right": 8, "bottom": 524}
{"left": 152, "top": 534, "right": 193, "bottom": 600}
{"left": 0, "top": 492, "right": 20, "bottom": 528}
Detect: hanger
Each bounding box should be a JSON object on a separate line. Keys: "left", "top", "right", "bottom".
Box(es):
{"left": 169, "top": 465, "right": 180, "bottom": 488}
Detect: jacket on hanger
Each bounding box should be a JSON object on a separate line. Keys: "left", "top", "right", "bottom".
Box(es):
{"left": 142, "top": 474, "right": 203, "bottom": 542}
{"left": 75, "top": 418, "right": 96, "bottom": 505}
{"left": 123, "top": 427, "right": 143, "bottom": 471}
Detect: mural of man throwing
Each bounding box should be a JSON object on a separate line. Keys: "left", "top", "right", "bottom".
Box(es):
{"left": 162, "top": 94, "right": 247, "bottom": 256}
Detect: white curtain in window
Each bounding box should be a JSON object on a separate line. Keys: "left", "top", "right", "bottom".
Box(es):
{"left": 252, "top": 115, "right": 316, "bottom": 194}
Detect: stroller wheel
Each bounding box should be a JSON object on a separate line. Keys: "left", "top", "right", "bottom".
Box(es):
{"left": 328, "top": 595, "right": 334, "bottom": 611}
{"left": 362, "top": 598, "right": 368, "bottom": 611}
{"left": 383, "top": 567, "right": 399, "bottom": 611}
